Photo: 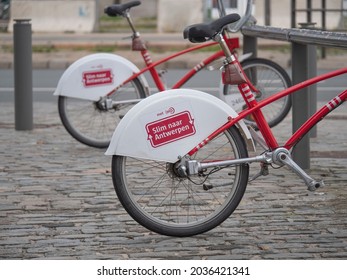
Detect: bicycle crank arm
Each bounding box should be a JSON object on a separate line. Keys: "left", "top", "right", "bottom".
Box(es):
{"left": 274, "top": 149, "right": 325, "bottom": 191}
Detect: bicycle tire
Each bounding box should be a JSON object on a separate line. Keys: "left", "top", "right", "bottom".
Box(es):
{"left": 111, "top": 125, "right": 249, "bottom": 237}
{"left": 58, "top": 78, "right": 147, "bottom": 149}
{"left": 223, "top": 58, "right": 292, "bottom": 128}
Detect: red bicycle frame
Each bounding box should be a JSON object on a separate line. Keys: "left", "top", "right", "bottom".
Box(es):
{"left": 106, "top": 37, "right": 239, "bottom": 97}
{"left": 188, "top": 67, "right": 347, "bottom": 156}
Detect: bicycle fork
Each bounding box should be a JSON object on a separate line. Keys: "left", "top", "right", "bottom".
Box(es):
{"left": 177, "top": 147, "right": 324, "bottom": 191}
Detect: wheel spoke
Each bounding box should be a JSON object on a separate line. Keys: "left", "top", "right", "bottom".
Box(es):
{"left": 58, "top": 78, "right": 146, "bottom": 148}
{"left": 112, "top": 126, "right": 249, "bottom": 236}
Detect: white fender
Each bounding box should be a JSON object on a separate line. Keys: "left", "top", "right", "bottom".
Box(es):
{"left": 218, "top": 82, "right": 245, "bottom": 112}
{"left": 105, "top": 89, "right": 255, "bottom": 163}
{"left": 54, "top": 53, "right": 149, "bottom": 101}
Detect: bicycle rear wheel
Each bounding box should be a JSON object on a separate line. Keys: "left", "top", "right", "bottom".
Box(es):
{"left": 111, "top": 126, "right": 249, "bottom": 237}
{"left": 58, "top": 78, "right": 147, "bottom": 148}
{"left": 223, "top": 58, "right": 292, "bottom": 128}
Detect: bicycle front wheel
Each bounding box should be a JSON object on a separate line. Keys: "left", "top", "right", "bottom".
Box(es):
{"left": 224, "top": 58, "right": 292, "bottom": 128}
{"left": 111, "top": 126, "right": 249, "bottom": 237}
{"left": 58, "top": 78, "right": 147, "bottom": 148}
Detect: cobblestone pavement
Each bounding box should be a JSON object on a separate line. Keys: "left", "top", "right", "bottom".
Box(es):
{"left": 0, "top": 99, "right": 346, "bottom": 260}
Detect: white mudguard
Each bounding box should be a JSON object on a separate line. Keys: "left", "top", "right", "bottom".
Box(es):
{"left": 105, "top": 89, "right": 255, "bottom": 163}
{"left": 218, "top": 82, "right": 246, "bottom": 112}
{"left": 54, "top": 53, "right": 149, "bottom": 101}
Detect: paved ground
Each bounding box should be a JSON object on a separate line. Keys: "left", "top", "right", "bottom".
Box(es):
{"left": 1, "top": 32, "right": 347, "bottom": 260}
{"left": 0, "top": 99, "right": 346, "bottom": 259}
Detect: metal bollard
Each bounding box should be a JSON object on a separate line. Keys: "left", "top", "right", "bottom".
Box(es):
{"left": 291, "top": 42, "right": 311, "bottom": 169}
{"left": 291, "top": 24, "right": 318, "bottom": 170}
{"left": 13, "top": 19, "right": 33, "bottom": 131}
{"left": 243, "top": 35, "right": 257, "bottom": 59}
{"left": 308, "top": 42, "right": 317, "bottom": 138}
{"left": 298, "top": 22, "right": 317, "bottom": 138}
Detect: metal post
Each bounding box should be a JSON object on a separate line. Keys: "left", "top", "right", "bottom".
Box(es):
{"left": 321, "top": 0, "right": 326, "bottom": 58}
{"left": 298, "top": 23, "right": 317, "bottom": 138}
{"left": 13, "top": 19, "right": 33, "bottom": 131}
{"left": 243, "top": 35, "right": 258, "bottom": 91}
{"left": 307, "top": 0, "right": 312, "bottom": 23}
{"left": 291, "top": 0, "right": 296, "bottom": 28}
{"left": 243, "top": 35, "right": 257, "bottom": 59}
{"left": 291, "top": 42, "right": 310, "bottom": 169}
{"left": 308, "top": 43, "right": 317, "bottom": 137}
{"left": 265, "top": 0, "right": 271, "bottom": 26}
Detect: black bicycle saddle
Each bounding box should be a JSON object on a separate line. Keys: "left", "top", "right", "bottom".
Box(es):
{"left": 104, "top": 1, "right": 141, "bottom": 17}
{"left": 183, "top": 13, "right": 241, "bottom": 43}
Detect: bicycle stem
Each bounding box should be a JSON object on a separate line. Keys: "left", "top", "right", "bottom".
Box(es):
{"left": 214, "top": 33, "right": 233, "bottom": 63}
{"left": 124, "top": 11, "right": 137, "bottom": 35}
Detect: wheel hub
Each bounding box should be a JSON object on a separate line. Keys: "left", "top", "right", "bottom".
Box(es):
{"left": 166, "top": 162, "right": 188, "bottom": 179}
{"left": 94, "top": 100, "right": 108, "bottom": 112}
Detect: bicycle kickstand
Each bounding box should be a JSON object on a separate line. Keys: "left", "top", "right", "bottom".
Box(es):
{"left": 273, "top": 148, "right": 325, "bottom": 191}
{"left": 249, "top": 163, "right": 269, "bottom": 182}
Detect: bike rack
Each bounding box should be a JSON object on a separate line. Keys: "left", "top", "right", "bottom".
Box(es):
{"left": 241, "top": 25, "right": 347, "bottom": 169}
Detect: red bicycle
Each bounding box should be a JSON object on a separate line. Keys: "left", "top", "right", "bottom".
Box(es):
{"left": 106, "top": 11, "right": 347, "bottom": 237}
{"left": 54, "top": 0, "right": 291, "bottom": 148}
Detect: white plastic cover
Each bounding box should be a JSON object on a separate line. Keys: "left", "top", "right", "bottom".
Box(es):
{"left": 105, "top": 89, "right": 253, "bottom": 163}
{"left": 54, "top": 53, "right": 148, "bottom": 101}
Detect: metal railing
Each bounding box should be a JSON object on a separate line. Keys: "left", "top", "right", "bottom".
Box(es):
{"left": 241, "top": 24, "right": 347, "bottom": 169}
{"left": 242, "top": 25, "right": 347, "bottom": 47}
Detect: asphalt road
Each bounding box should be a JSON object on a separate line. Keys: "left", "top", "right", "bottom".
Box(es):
{"left": 0, "top": 68, "right": 345, "bottom": 103}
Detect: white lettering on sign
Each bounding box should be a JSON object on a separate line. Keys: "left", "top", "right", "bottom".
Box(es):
{"left": 146, "top": 111, "right": 195, "bottom": 148}
{"left": 82, "top": 69, "right": 114, "bottom": 87}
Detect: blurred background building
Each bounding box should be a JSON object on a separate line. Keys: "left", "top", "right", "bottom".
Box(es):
{"left": 1, "top": 0, "right": 346, "bottom": 33}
